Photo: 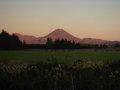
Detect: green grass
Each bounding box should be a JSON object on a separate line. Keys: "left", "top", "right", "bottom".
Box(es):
{"left": 0, "top": 49, "right": 120, "bottom": 65}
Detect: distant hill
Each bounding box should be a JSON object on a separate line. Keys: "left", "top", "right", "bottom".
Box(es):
{"left": 38, "top": 29, "right": 81, "bottom": 44}
{"left": 14, "top": 33, "right": 39, "bottom": 44}
{"left": 15, "top": 29, "right": 120, "bottom": 45}
{"left": 80, "top": 38, "right": 107, "bottom": 44}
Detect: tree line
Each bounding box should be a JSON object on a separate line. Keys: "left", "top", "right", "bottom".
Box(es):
{"left": 1, "top": 30, "right": 120, "bottom": 50}
{"left": 45, "top": 38, "right": 108, "bottom": 49}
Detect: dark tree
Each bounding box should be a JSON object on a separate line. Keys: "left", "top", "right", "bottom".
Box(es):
{"left": 0, "top": 30, "right": 23, "bottom": 50}
{"left": 46, "top": 38, "right": 53, "bottom": 49}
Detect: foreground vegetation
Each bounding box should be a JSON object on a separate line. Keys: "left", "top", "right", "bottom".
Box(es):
{"left": 0, "top": 49, "right": 120, "bottom": 90}
{"left": 0, "top": 60, "right": 120, "bottom": 90}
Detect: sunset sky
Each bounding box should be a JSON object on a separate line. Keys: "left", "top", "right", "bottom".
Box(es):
{"left": 0, "top": 0, "right": 120, "bottom": 41}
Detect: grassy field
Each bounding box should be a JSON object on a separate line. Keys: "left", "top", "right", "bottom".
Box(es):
{"left": 0, "top": 49, "right": 120, "bottom": 65}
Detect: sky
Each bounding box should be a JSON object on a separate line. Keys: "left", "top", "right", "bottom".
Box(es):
{"left": 0, "top": 0, "right": 120, "bottom": 41}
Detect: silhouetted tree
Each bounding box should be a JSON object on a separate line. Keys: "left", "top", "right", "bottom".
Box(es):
{"left": 0, "top": 30, "right": 23, "bottom": 50}
{"left": 46, "top": 38, "right": 53, "bottom": 49}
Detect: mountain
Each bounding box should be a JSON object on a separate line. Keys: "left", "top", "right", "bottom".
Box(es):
{"left": 15, "top": 29, "right": 119, "bottom": 45}
{"left": 38, "top": 29, "right": 81, "bottom": 44}
{"left": 14, "top": 33, "right": 39, "bottom": 44}
{"left": 80, "top": 38, "right": 107, "bottom": 44}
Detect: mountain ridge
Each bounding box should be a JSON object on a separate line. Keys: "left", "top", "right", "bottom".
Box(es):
{"left": 14, "top": 29, "right": 120, "bottom": 45}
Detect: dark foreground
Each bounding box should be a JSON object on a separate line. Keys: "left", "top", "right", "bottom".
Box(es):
{"left": 0, "top": 60, "right": 120, "bottom": 90}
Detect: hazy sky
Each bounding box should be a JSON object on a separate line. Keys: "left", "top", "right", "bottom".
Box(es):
{"left": 0, "top": 0, "right": 120, "bottom": 41}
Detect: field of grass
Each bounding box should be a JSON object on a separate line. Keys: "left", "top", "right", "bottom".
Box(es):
{"left": 0, "top": 49, "right": 120, "bottom": 65}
